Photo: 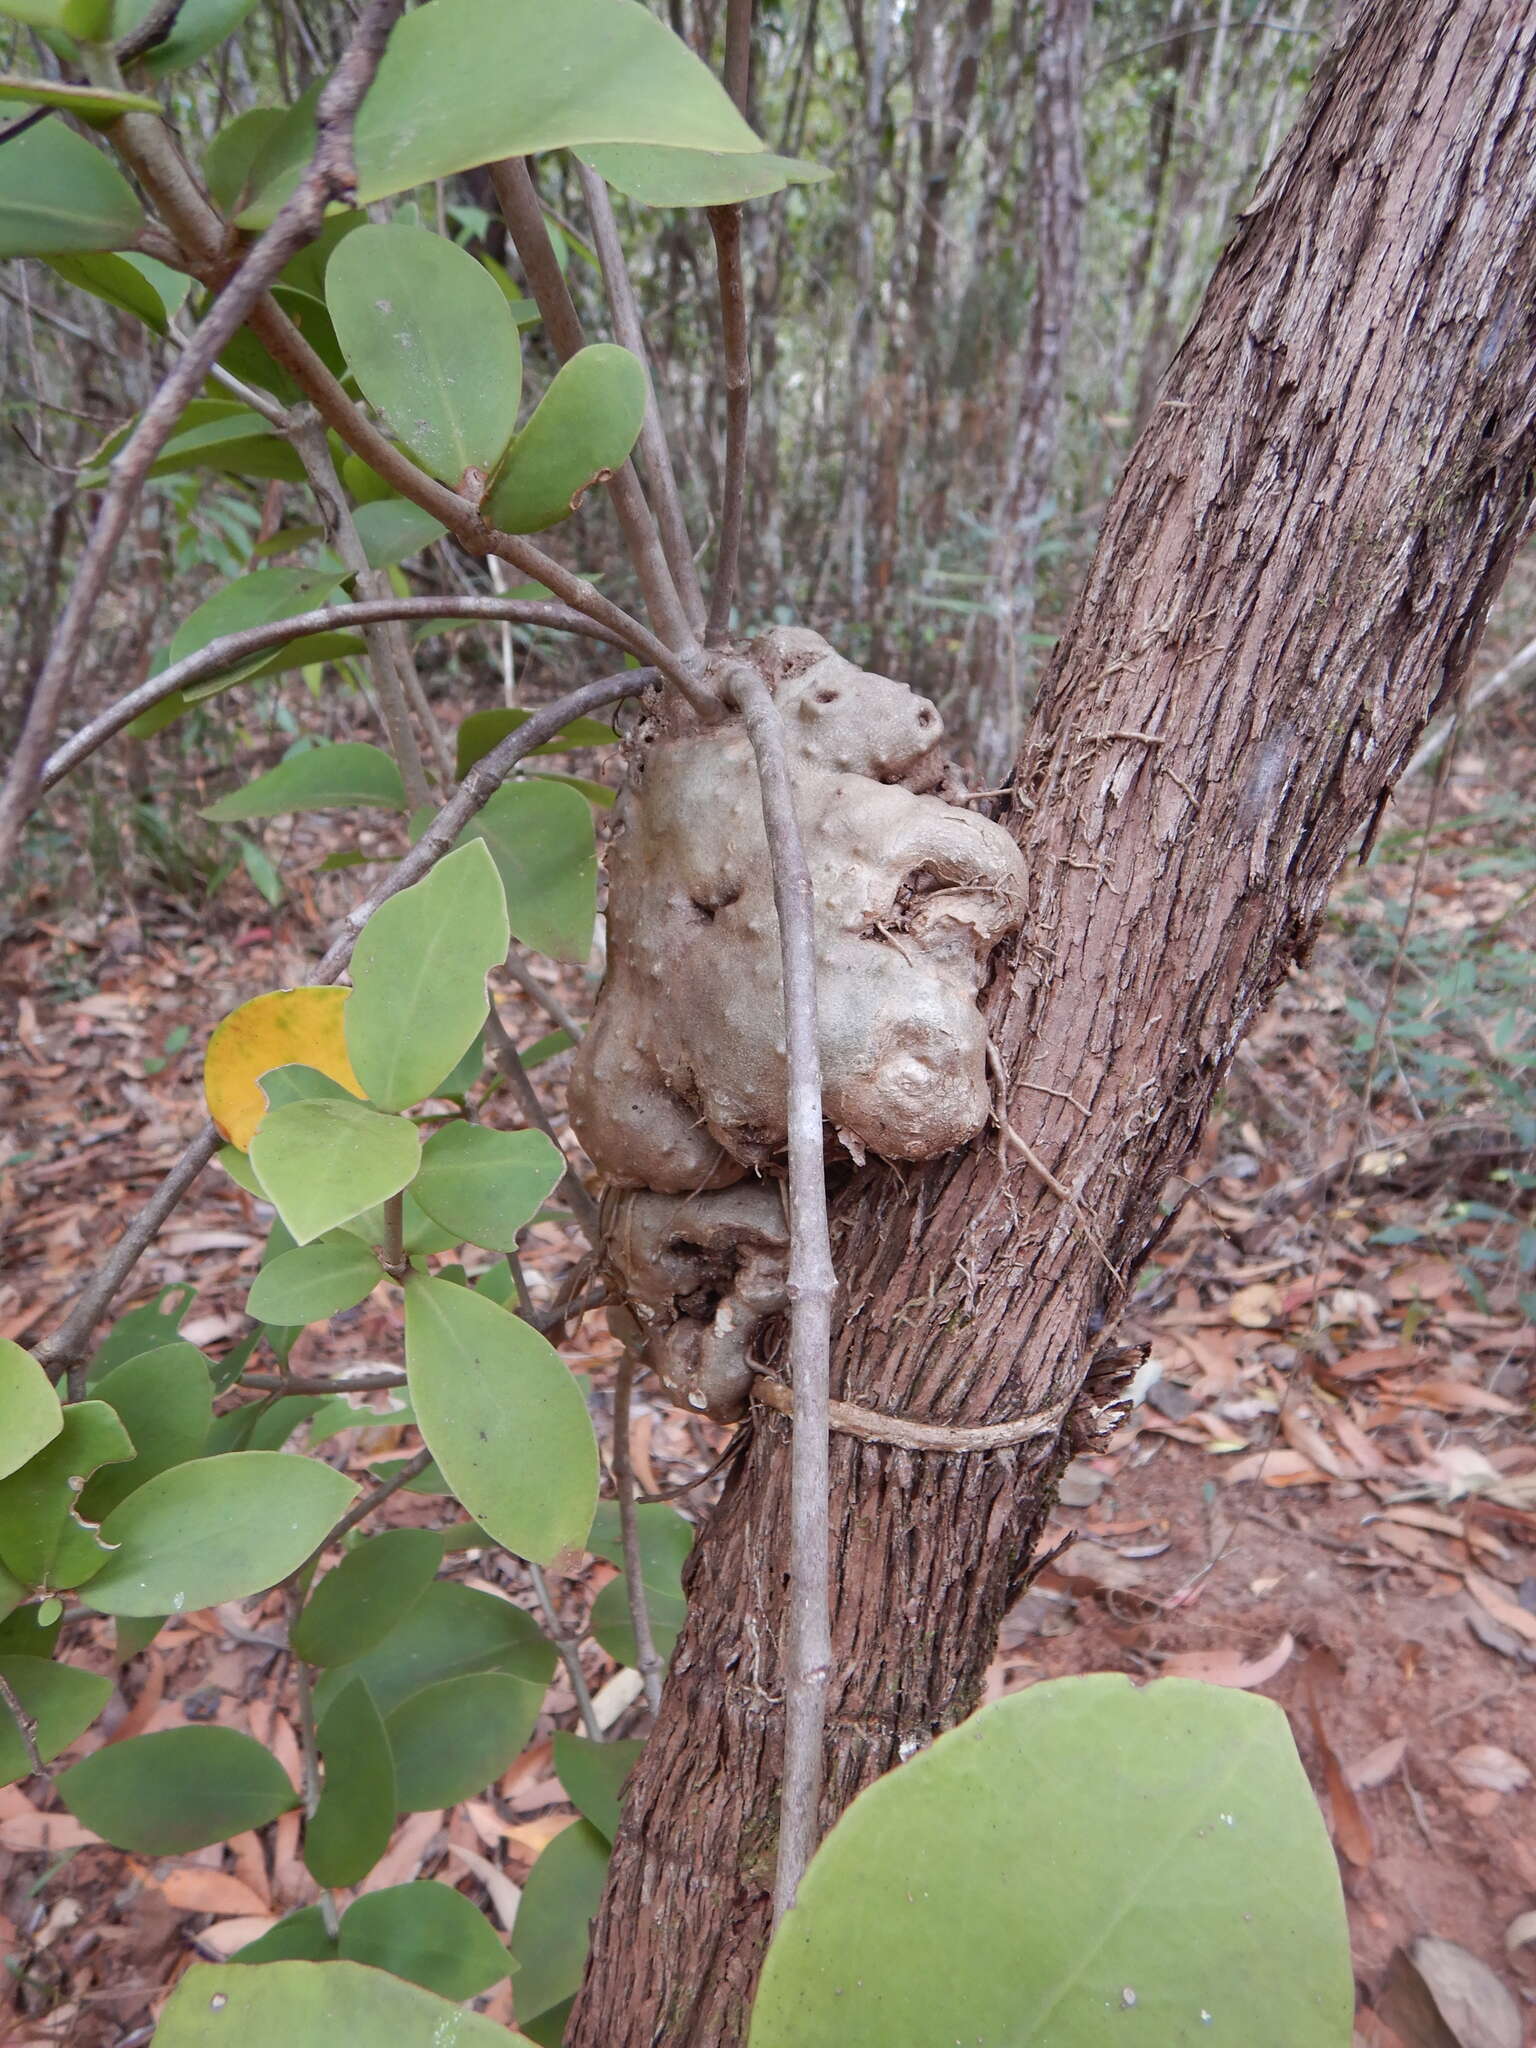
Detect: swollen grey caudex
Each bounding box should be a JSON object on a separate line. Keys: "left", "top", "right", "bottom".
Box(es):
{"left": 570, "top": 626, "right": 1027, "bottom": 1419}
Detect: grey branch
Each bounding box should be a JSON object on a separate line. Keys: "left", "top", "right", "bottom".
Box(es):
{"left": 706, "top": 205, "right": 751, "bottom": 644}
{"left": 724, "top": 661, "right": 835, "bottom": 1924}
{"left": 40, "top": 597, "right": 630, "bottom": 795}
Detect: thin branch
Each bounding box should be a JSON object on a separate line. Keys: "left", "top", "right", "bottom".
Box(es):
{"left": 482, "top": 1005, "right": 602, "bottom": 1238}
{"left": 502, "top": 949, "right": 585, "bottom": 1043}
{"left": 706, "top": 204, "right": 750, "bottom": 644}
{"left": 612, "top": 1352, "right": 664, "bottom": 1719}
{"left": 244, "top": 1371, "right": 408, "bottom": 1393}
{"left": 531, "top": 1561, "right": 604, "bottom": 1743}
{"left": 723, "top": 659, "right": 834, "bottom": 1925}
{"left": 40, "top": 598, "right": 629, "bottom": 794}
{"left": 0, "top": 0, "right": 408, "bottom": 881}
{"left": 576, "top": 162, "right": 707, "bottom": 636}
{"left": 116, "top": 0, "right": 188, "bottom": 63}
{"left": 1404, "top": 632, "right": 1536, "bottom": 780}
{"left": 34, "top": 669, "right": 645, "bottom": 1373}
{"left": 35, "top": 1123, "right": 222, "bottom": 1381}
{"left": 290, "top": 416, "right": 432, "bottom": 809}
{"left": 324, "top": 1445, "right": 434, "bottom": 1548}
{"left": 379, "top": 1193, "right": 408, "bottom": 1283}
{"left": 488, "top": 156, "right": 701, "bottom": 661}
{"left": 0, "top": 1671, "right": 47, "bottom": 1781}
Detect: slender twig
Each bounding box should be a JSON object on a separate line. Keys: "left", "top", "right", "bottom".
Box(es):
{"left": 488, "top": 156, "right": 700, "bottom": 662}
{"left": 34, "top": 670, "right": 646, "bottom": 1374}
{"left": 706, "top": 205, "right": 750, "bottom": 643}
{"left": 379, "top": 1193, "right": 408, "bottom": 1283}
{"left": 0, "top": 0, "right": 408, "bottom": 880}
{"left": 290, "top": 417, "right": 431, "bottom": 809}
{"left": 244, "top": 1371, "right": 408, "bottom": 1393}
{"left": 576, "top": 161, "right": 707, "bottom": 636}
{"left": 723, "top": 659, "right": 835, "bottom": 1924}
{"left": 503, "top": 950, "right": 585, "bottom": 1042}
{"left": 612, "top": 1352, "right": 664, "bottom": 1719}
{"left": 325, "top": 1446, "right": 434, "bottom": 1548}
{"left": 0, "top": 1672, "right": 46, "bottom": 1780}
{"left": 482, "top": 1006, "right": 602, "bottom": 1238}
{"left": 116, "top": 0, "right": 188, "bottom": 63}
{"left": 531, "top": 1562, "right": 604, "bottom": 1742}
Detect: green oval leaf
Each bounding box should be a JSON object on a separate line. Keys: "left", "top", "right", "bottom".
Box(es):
{"left": 486, "top": 344, "right": 646, "bottom": 534}
{"left": 352, "top": 498, "right": 447, "bottom": 570}
{"left": 386, "top": 1669, "right": 545, "bottom": 1810}
{"left": 404, "top": 1276, "right": 597, "bottom": 1565}
{"left": 83, "top": 1451, "right": 358, "bottom": 1617}
{"left": 339, "top": 1882, "right": 512, "bottom": 1999}
{"left": 247, "top": 1236, "right": 382, "bottom": 1326}
{"left": 44, "top": 249, "right": 178, "bottom": 332}
{"left": 552, "top": 1731, "right": 644, "bottom": 1843}
{"left": 0, "top": 75, "right": 159, "bottom": 118}
{"left": 577, "top": 142, "right": 830, "bottom": 207}
{"left": 0, "top": 1340, "right": 62, "bottom": 1482}
{"left": 304, "top": 1679, "right": 395, "bottom": 1888}
{"left": 203, "top": 742, "right": 408, "bottom": 824}
{"left": 249, "top": 1098, "right": 422, "bottom": 1247}
{"left": 238, "top": 0, "right": 763, "bottom": 224}
{"left": 310, "top": 1579, "right": 553, "bottom": 1722}
{"left": 0, "top": 1401, "right": 133, "bottom": 1592}
{"left": 114, "top": 0, "right": 260, "bottom": 74}
{"left": 412, "top": 1123, "right": 564, "bottom": 1252}
{"left": 154, "top": 1960, "right": 521, "bottom": 2044}
{"left": 748, "top": 1675, "right": 1354, "bottom": 2048}
{"left": 88, "top": 1283, "right": 194, "bottom": 1380}
{"left": 203, "top": 107, "right": 289, "bottom": 213}
{"left": 0, "top": 1655, "right": 111, "bottom": 1787}
{"left": 0, "top": 118, "right": 143, "bottom": 258}
{"left": 291, "top": 1527, "right": 443, "bottom": 1668}
{"left": 507, "top": 1819, "right": 610, "bottom": 2029}
{"left": 447, "top": 778, "right": 598, "bottom": 965}
{"left": 233, "top": 1907, "right": 338, "bottom": 1966}
{"left": 454, "top": 706, "right": 617, "bottom": 777}
{"left": 167, "top": 565, "right": 346, "bottom": 696}
{"left": 326, "top": 224, "right": 522, "bottom": 485}
{"left": 345, "top": 838, "right": 510, "bottom": 1112}
{"left": 81, "top": 1342, "right": 212, "bottom": 1520}
{"left": 58, "top": 1726, "right": 297, "bottom": 1853}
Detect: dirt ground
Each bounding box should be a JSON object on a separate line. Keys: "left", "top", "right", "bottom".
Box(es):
{"left": 0, "top": 690, "right": 1532, "bottom": 2045}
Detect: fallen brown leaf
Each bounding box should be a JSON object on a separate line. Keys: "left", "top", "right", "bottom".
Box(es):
{"left": 1161, "top": 1632, "right": 1295, "bottom": 1689}
{"left": 1448, "top": 1745, "right": 1530, "bottom": 1795}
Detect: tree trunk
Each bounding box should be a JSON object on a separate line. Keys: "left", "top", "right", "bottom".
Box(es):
{"left": 568, "top": 3, "right": 1536, "bottom": 2040}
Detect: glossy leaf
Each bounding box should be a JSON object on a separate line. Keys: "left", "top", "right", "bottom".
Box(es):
{"left": 454, "top": 707, "right": 617, "bottom": 776}
{"left": 87, "top": 1283, "right": 194, "bottom": 1380}
{"left": 239, "top": 0, "right": 763, "bottom": 223}
{"left": 386, "top": 1669, "right": 545, "bottom": 1810}
{"left": 82, "top": 1452, "right": 357, "bottom": 1617}
{"left": 339, "top": 1882, "right": 512, "bottom": 1999}
{"left": 247, "top": 1236, "right": 382, "bottom": 1326}
{"left": 234, "top": 1907, "right": 338, "bottom": 1966}
{"left": 346, "top": 839, "right": 510, "bottom": 1110}
{"left": 44, "top": 249, "right": 174, "bottom": 331}
{"left": 457, "top": 779, "right": 597, "bottom": 964}
{"left": 0, "top": 1402, "right": 132, "bottom": 1592}
{"left": 0, "top": 1340, "right": 62, "bottom": 1481}
{"left": 203, "top": 741, "right": 405, "bottom": 824}
{"left": 291, "top": 1528, "right": 443, "bottom": 1668}
{"left": 577, "top": 142, "right": 830, "bottom": 207}
{"left": 249, "top": 1098, "right": 421, "bottom": 1246}
{"left": 0, "top": 76, "right": 158, "bottom": 117}
{"left": 169, "top": 565, "right": 346, "bottom": 694}
{"left": 81, "top": 1343, "right": 212, "bottom": 1519}
{"left": 326, "top": 225, "right": 521, "bottom": 485}
{"left": 411, "top": 1122, "right": 564, "bottom": 1252}
{"left": 748, "top": 1675, "right": 1354, "bottom": 2048}
{"left": 552, "top": 1731, "right": 643, "bottom": 1842}
{"left": 352, "top": 498, "right": 447, "bottom": 570}
{"left": 310, "top": 1579, "right": 553, "bottom": 1722}
{"left": 305, "top": 1680, "right": 395, "bottom": 1888}
{"left": 113, "top": 0, "right": 260, "bottom": 75}
{"left": 0, "top": 1655, "right": 111, "bottom": 1787}
{"left": 59, "top": 1726, "right": 296, "bottom": 1853}
{"left": 486, "top": 345, "right": 646, "bottom": 535}
{"left": 507, "top": 1819, "right": 610, "bottom": 2028}
{"left": 405, "top": 1276, "right": 598, "bottom": 1565}
{"left": 154, "top": 1960, "right": 521, "bottom": 2044}
{"left": 0, "top": 118, "right": 142, "bottom": 259}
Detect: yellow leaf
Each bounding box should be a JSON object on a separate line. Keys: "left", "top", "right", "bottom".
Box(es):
{"left": 203, "top": 987, "right": 364, "bottom": 1148}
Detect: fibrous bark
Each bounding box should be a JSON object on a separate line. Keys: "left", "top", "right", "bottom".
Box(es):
{"left": 568, "top": 3, "right": 1536, "bottom": 2040}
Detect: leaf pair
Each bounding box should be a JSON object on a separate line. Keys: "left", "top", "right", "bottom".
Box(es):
{"left": 326, "top": 223, "right": 647, "bottom": 533}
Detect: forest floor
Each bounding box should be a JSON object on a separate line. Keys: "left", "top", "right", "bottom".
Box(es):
{"left": 0, "top": 680, "right": 1532, "bottom": 2046}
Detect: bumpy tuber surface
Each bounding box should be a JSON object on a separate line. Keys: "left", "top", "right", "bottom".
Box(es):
{"left": 569, "top": 627, "right": 1027, "bottom": 1194}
